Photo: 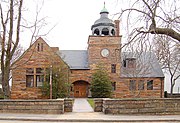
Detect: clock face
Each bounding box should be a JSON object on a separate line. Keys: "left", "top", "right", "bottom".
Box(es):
{"left": 101, "top": 49, "right": 109, "bottom": 57}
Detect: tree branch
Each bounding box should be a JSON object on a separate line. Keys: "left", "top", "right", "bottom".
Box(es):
{"left": 150, "top": 27, "right": 180, "bottom": 42}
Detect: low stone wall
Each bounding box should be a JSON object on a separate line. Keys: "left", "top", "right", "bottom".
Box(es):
{"left": 0, "top": 99, "right": 65, "bottom": 114}
{"left": 94, "top": 98, "right": 103, "bottom": 112}
{"left": 167, "top": 93, "right": 180, "bottom": 98}
{"left": 64, "top": 98, "right": 74, "bottom": 112}
{"left": 102, "top": 98, "right": 180, "bottom": 115}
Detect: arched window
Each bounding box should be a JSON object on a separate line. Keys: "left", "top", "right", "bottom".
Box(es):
{"left": 102, "top": 28, "right": 109, "bottom": 35}
{"left": 94, "top": 28, "right": 100, "bottom": 35}
{"left": 111, "top": 29, "right": 115, "bottom": 36}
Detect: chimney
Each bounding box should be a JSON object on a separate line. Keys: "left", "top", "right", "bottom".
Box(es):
{"left": 114, "top": 20, "right": 120, "bottom": 36}
{"left": 51, "top": 47, "right": 59, "bottom": 53}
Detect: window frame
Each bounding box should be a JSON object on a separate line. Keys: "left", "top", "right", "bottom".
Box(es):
{"left": 138, "top": 80, "right": 144, "bottom": 90}
{"left": 112, "top": 82, "right": 116, "bottom": 91}
{"left": 147, "top": 80, "right": 153, "bottom": 90}
{"left": 129, "top": 80, "right": 136, "bottom": 91}
{"left": 111, "top": 64, "right": 116, "bottom": 73}
{"left": 26, "top": 68, "right": 46, "bottom": 88}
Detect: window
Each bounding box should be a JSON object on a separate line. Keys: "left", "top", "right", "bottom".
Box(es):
{"left": 111, "top": 64, "right": 116, "bottom": 73}
{"left": 138, "top": 80, "right": 144, "bottom": 90}
{"left": 127, "top": 58, "right": 136, "bottom": 68}
{"left": 26, "top": 68, "right": 34, "bottom": 74}
{"left": 123, "top": 60, "right": 126, "bottom": 67}
{"left": 26, "top": 68, "right": 46, "bottom": 88}
{"left": 111, "top": 29, "right": 115, "bottom": 36}
{"left": 94, "top": 28, "right": 100, "bottom": 35}
{"left": 36, "top": 68, "right": 43, "bottom": 74}
{"left": 129, "top": 80, "right": 136, "bottom": 91}
{"left": 147, "top": 80, "right": 153, "bottom": 90}
{"left": 112, "top": 82, "right": 116, "bottom": 91}
{"left": 26, "top": 75, "right": 34, "bottom": 87}
{"left": 36, "top": 75, "right": 44, "bottom": 87}
{"left": 37, "top": 43, "right": 43, "bottom": 52}
{"left": 37, "top": 43, "right": 40, "bottom": 51}
{"left": 123, "top": 58, "right": 136, "bottom": 68}
{"left": 41, "top": 43, "right": 43, "bottom": 51}
{"left": 102, "top": 28, "right": 109, "bottom": 35}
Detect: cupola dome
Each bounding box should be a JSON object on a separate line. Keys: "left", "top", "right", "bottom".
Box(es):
{"left": 91, "top": 2, "right": 116, "bottom": 36}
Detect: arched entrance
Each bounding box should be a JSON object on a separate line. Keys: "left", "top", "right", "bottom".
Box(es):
{"left": 73, "top": 80, "right": 90, "bottom": 98}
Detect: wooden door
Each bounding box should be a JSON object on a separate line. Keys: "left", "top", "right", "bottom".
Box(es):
{"left": 74, "top": 81, "right": 88, "bottom": 98}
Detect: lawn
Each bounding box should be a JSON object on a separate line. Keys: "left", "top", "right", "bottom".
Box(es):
{"left": 87, "top": 98, "right": 94, "bottom": 108}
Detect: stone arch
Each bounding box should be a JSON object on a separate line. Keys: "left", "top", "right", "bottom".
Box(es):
{"left": 72, "top": 80, "right": 90, "bottom": 98}
{"left": 94, "top": 28, "right": 100, "bottom": 35}
{"left": 111, "top": 29, "right": 115, "bottom": 36}
{"left": 102, "top": 28, "right": 109, "bottom": 35}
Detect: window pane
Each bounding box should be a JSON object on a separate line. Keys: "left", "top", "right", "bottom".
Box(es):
{"left": 36, "top": 75, "right": 44, "bottom": 87}
{"left": 127, "top": 59, "right": 136, "bottom": 68}
{"left": 41, "top": 43, "right": 43, "bottom": 51}
{"left": 138, "top": 80, "right": 144, "bottom": 90}
{"left": 147, "top": 80, "right": 153, "bottom": 90}
{"left": 112, "top": 82, "right": 116, "bottom": 91}
{"left": 36, "top": 68, "right": 43, "bottom": 74}
{"left": 26, "top": 75, "right": 34, "bottom": 87}
{"left": 111, "top": 64, "right": 116, "bottom": 73}
{"left": 26, "top": 68, "right": 34, "bottom": 74}
{"left": 37, "top": 43, "right": 40, "bottom": 51}
{"left": 129, "top": 80, "right": 136, "bottom": 91}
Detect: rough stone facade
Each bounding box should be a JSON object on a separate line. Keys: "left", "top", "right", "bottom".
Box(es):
{"left": 11, "top": 37, "right": 69, "bottom": 99}
{"left": 115, "top": 77, "right": 164, "bottom": 98}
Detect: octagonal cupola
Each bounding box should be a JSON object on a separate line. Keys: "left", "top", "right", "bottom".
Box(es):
{"left": 91, "top": 3, "right": 117, "bottom": 36}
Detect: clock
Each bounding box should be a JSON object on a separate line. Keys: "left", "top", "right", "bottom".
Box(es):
{"left": 101, "top": 48, "right": 109, "bottom": 57}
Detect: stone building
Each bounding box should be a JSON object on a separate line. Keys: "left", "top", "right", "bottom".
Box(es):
{"left": 11, "top": 5, "right": 164, "bottom": 99}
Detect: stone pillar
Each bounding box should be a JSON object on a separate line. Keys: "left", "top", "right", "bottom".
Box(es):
{"left": 94, "top": 98, "right": 103, "bottom": 112}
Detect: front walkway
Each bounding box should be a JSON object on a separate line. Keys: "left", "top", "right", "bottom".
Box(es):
{"left": 73, "top": 98, "right": 93, "bottom": 113}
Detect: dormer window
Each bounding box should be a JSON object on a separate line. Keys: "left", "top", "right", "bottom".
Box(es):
{"left": 123, "top": 58, "right": 136, "bottom": 68}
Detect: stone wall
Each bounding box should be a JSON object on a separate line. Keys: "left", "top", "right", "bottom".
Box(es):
{"left": 94, "top": 98, "right": 180, "bottom": 115}
{"left": 0, "top": 99, "right": 73, "bottom": 114}
{"left": 94, "top": 98, "right": 103, "bottom": 112}
{"left": 64, "top": 98, "right": 74, "bottom": 112}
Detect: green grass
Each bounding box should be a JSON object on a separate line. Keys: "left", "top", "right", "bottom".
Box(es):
{"left": 87, "top": 98, "right": 94, "bottom": 108}
{"left": 0, "top": 95, "right": 4, "bottom": 99}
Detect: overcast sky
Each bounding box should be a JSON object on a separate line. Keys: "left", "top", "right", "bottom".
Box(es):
{"left": 22, "top": 0, "right": 123, "bottom": 50}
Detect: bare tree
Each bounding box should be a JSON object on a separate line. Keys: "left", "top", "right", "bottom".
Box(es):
{"left": 0, "top": 0, "right": 23, "bottom": 98}
{"left": 118, "top": 0, "right": 180, "bottom": 43}
{"left": 0, "top": 0, "right": 56, "bottom": 98}
{"left": 154, "top": 36, "right": 180, "bottom": 94}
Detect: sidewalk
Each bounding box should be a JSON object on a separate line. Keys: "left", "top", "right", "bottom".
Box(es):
{"left": 73, "top": 98, "right": 93, "bottom": 112}
{"left": 0, "top": 112, "right": 179, "bottom": 122}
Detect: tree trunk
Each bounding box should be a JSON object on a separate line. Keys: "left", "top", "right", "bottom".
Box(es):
{"left": 170, "top": 76, "right": 174, "bottom": 95}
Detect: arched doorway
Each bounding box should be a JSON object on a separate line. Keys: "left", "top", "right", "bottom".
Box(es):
{"left": 73, "top": 80, "right": 90, "bottom": 98}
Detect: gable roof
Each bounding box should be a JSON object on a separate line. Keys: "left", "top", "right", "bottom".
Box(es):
{"left": 59, "top": 50, "right": 89, "bottom": 70}
{"left": 121, "top": 52, "right": 164, "bottom": 78}
{"left": 11, "top": 37, "right": 67, "bottom": 68}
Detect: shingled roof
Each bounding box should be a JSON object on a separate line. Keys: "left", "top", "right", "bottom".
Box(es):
{"left": 121, "top": 52, "right": 164, "bottom": 78}
{"left": 59, "top": 50, "right": 89, "bottom": 70}
{"left": 58, "top": 50, "right": 164, "bottom": 78}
